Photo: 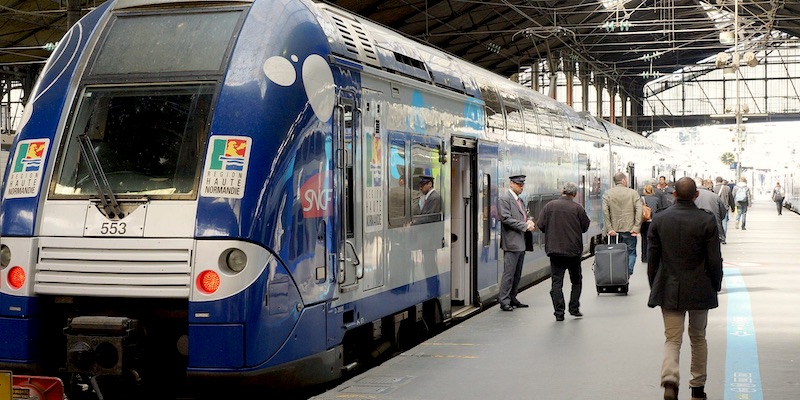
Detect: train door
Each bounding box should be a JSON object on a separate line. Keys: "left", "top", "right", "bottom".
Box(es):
{"left": 475, "top": 141, "right": 499, "bottom": 306}
{"left": 336, "top": 90, "right": 363, "bottom": 290}
{"left": 360, "top": 89, "right": 384, "bottom": 290}
{"left": 450, "top": 137, "right": 478, "bottom": 318}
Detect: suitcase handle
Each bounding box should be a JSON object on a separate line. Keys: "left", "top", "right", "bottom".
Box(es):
{"left": 607, "top": 234, "right": 620, "bottom": 244}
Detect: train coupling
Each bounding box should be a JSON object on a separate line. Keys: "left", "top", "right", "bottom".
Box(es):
{"left": 63, "top": 316, "right": 140, "bottom": 377}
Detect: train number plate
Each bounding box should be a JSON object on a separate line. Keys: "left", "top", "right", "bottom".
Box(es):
{"left": 84, "top": 204, "right": 146, "bottom": 237}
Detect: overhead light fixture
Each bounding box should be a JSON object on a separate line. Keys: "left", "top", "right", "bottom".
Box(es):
{"left": 743, "top": 51, "right": 758, "bottom": 67}
{"left": 715, "top": 52, "right": 731, "bottom": 68}
{"left": 719, "top": 31, "right": 735, "bottom": 45}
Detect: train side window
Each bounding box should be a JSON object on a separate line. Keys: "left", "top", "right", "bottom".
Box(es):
{"left": 478, "top": 83, "right": 505, "bottom": 138}
{"left": 482, "top": 173, "right": 491, "bottom": 247}
{"left": 410, "top": 141, "right": 442, "bottom": 225}
{"left": 388, "top": 140, "right": 407, "bottom": 228}
{"left": 502, "top": 95, "right": 524, "bottom": 143}
{"left": 519, "top": 97, "right": 540, "bottom": 147}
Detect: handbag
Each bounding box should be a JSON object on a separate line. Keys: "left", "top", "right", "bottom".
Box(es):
{"left": 524, "top": 230, "right": 535, "bottom": 252}
{"left": 641, "top": 197, "right": 652, "bottom": 222}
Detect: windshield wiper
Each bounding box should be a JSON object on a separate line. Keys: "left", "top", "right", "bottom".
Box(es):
{"left": 77, "top": 133, "right": 124, "bottom": 219}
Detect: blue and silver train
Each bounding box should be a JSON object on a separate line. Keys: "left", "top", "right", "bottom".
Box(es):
{"left": 0, "top": 0, "right": 697, "bottom": 396}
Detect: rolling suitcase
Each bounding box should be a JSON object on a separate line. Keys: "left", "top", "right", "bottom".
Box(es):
{"left": 593, "top": 236, "right": 629, "bottom": 295}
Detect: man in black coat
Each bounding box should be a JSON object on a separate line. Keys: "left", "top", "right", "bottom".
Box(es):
{"left": 537, "top": 182, "right": 590, "bottom": 321}
{"left": 647, "top": 177, "right": 724, "bottom": 400}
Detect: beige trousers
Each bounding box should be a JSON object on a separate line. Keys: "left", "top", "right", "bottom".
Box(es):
{"left": 661, "top": 308, "right": 709, "bottom": 389}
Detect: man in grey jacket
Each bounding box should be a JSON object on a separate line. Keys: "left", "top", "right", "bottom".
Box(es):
{"left": 537, "top": 182, "right": 590, "bottom": 321}
{"left": 602, "top": 172, "right": 642, "bottom": 275}
{"left": 647, "top": 177, "right": 723, "bottom": 400}
{"left": 694, "top": 178, "right": 727, "bottom": 245}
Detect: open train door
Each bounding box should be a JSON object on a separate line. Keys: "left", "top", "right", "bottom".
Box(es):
{"left": 335, "top": 90, "right": 363, "bottom": 291}
{"left": 450, "top": 137, "right": 479, "bottom": 319}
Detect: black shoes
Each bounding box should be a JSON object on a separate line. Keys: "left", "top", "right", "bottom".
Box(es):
{"left": 663, "top": 382, "right": 678, "bottom": 400}
{"left": 555, "top": 315, "right": 565, "bottom": 321}
{"left": 500, "top": 304, "right": 514, "bottom": 311}
{"left": 511, "top": 301, "right": 529, "bottom": 308}
{"left": 690, "top": 385, "right": 707, "bottom": 400}
{"left": 569, "top": 311, "right": 583, "bottom": 317}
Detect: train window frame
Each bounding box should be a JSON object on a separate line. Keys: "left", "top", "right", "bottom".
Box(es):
{"left": 482, "top": 173, "right": 491, "bottom": 247}
{"left": 387, "top": 137, "right": 408, "bottom": 228}
{"left": 50, "top": 83, "right": 215, "bottom": 200}
{"left": 477, "top": 83, "right": 505, "bottom": 139}
{"left": 500, "top": 91, "right": 525, "bottom": 143}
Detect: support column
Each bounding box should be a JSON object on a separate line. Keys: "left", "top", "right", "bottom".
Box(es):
{"left": 564, "top": 59, "right": 575, "bottom": 108}
{"left": 620, "top": 92, "right": 628, "bottom": 130}
{"left": 532, "top": 62, "right": 540, "bottom": 92}
{"left": 579, "top": 63, "right": 590, "bottom": 113}
{"left": 607, "top": 85, "right": 617, "bottom": 125}
{"left": 547, "top": 52, "right": 559, "bottom": 100}
{"left": 595, "top": 76, "right": 606, "bottom": 119}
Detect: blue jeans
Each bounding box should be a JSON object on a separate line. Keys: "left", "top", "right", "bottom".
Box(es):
{"left": 617, "top": 232, "right": 638, "bottom": 275}
{"left": 736, "top": 201, "right": 748, "bottom": 228}
{"left": 721, "top": 210, "right": 729, "bottom": 236}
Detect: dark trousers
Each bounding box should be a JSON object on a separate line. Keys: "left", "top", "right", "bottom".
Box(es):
{"left": 549, "top": 255, "right": 582, "bottom": 317}
{"left": 640, "top": 221, "right": 651, "bottom": 261}
{"left": 775, "top": 199, "right": 783, "bottom": 214}
{"left": 500, "top": 250, "right": 525, "bottom": 306}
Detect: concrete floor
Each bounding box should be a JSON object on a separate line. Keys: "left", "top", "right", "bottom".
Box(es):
{"left": 312, "top": 195, "right": 800, "bottom": 400}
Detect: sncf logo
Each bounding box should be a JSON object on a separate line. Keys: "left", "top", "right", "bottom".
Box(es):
{"left": 300, "top": 171, "right": 332, "bottom": 218}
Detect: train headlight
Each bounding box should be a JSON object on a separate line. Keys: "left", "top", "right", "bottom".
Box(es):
{"left": 0, "top": 245, "right": 10, "bottom": 268}
{"left": 197, "top": 270, "right": 221, "bottom": 294}
{"left": 223, "top": 248, "right": 247, "bottom": 273}
{"left": 7, "top": 266, "right": 26, "bottom": 289}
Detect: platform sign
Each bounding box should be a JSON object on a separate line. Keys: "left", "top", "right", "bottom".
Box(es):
{"left": 0, "top": 370, "right": 11, "bottom": 400}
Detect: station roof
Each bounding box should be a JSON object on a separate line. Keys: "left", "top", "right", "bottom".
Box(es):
{"left": 1, "top": 0, "right": 799, "bottom": 99}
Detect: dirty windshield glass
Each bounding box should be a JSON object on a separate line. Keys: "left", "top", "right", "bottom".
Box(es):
{"left": 53, "top": 84, "right": 214, "bottom": 197}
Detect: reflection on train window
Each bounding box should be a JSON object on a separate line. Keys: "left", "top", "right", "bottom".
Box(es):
{"left": 410, "top": 141, "right": 442, "bottom": 225}
{"left": 478, "top": 83, "right": 504, "bottom": 137}
{"left": 388, "top": 140, "right": 407, "bottom": 228}
{"left": 341, "top": 102, "right": 355, "bottom": 239}
{"left": 482, "top": 173, "right": 491, "bottom": 246}
{"left": 52, "top": 84, "right": 214, "bottom": 198}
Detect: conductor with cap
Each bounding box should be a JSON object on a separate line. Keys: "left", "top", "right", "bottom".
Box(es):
{"left": 417, "top": 175, "right": 442, "bottom": 214}
{"left": 498, "top": 174, "right": 536, "bottom": 311}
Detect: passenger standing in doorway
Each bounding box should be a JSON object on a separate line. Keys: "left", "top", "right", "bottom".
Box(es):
{"left": 771, "top": 182, "right": 785, "bottom": 215}
{"left": 537, "top": 182, "right": 590, "bottom": 321}
{"left": 712, "top": 176, "right": 734, "bottom": 243}
{"left": 602, "top": 172, "right": 643, "bottom": 276}
{"left": 498, "top": 175, "right": 536, "bottom": 311}
{"left": 647, "top": 177, "right": 723, "bottom": 400}
{"left": 732, "top": 177, "right": 753, "bottom": 230}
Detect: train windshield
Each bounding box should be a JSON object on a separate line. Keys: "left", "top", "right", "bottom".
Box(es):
{"left": 52, "top": 84, "right": 214, "bottom": 198}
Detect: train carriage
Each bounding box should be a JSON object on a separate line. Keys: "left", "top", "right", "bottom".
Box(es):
{"left": 0, "top": 0, "right": 695, "bottom": 397}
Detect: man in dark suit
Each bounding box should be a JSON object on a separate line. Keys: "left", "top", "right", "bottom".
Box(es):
{"left": 647, "top": 177, "right": 723, "bottom": 400}
{"left": 417, "top": 175, "right": 442, "bottom": 215}
{"left": 498, "top": 174, "right": 535, "bottom": 311}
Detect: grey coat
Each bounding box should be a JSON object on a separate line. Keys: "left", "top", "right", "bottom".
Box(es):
{"left": 647, "top": 199, "right": 723, "bottom": 310}
{"left": 498, "top": 189, "right": 528, "bottom": 251}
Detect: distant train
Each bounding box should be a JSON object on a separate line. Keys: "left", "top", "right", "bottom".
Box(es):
{"left": 0, "top": 0, "right": 699, "bottom": 397}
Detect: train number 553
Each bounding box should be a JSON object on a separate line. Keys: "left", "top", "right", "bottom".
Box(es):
{"left": 100, "top": 222, "right": 127, "bottom": 235}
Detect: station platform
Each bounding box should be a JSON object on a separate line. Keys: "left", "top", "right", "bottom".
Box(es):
{"left": 312, "top": 195, "right": 799, "bottom": 400}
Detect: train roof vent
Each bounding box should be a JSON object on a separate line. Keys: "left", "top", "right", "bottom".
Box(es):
{"left": 321, "top": 7, "right": 380, "bottom": 67}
